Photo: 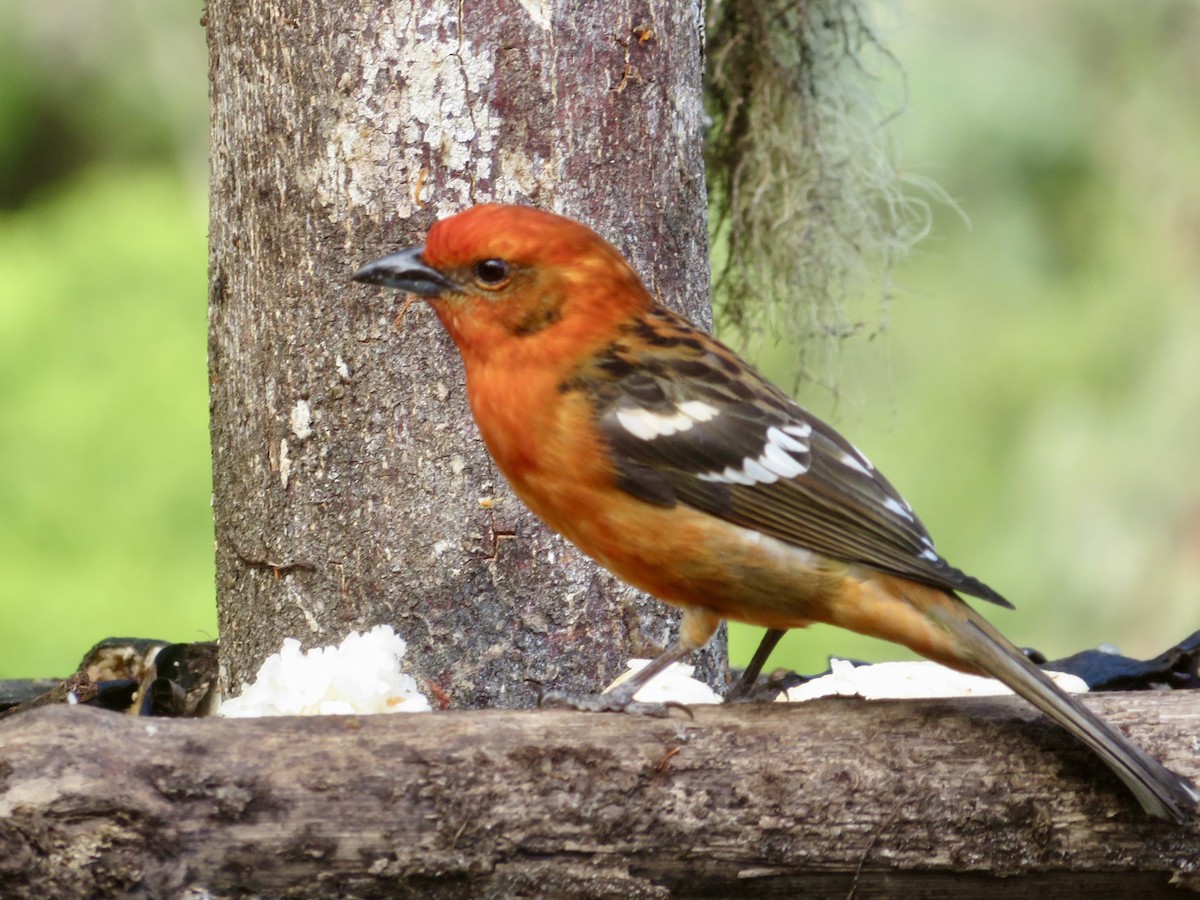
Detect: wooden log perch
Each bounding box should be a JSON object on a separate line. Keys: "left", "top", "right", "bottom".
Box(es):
{"left": 1, "top": 694, "right": 1197, "bottom": 898}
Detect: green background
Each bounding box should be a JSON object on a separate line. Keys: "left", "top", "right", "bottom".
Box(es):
{"left": 1, "top": 1, "right": 1196, "bottom": 680}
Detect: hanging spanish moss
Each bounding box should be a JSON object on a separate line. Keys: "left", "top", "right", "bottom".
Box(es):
{"left": 705, "top": 0, "right": 940, "bottom": 388}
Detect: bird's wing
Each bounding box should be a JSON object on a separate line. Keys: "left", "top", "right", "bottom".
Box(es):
{"left": 582, "top": 307, "right": 1010, "bottom": 607}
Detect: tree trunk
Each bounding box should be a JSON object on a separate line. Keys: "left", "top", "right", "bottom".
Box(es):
{"left": 2, "top": 695, "right": 1197, "bottom": 897}
{"left": 206, "top": 0, "right": 722, "bottom": 704}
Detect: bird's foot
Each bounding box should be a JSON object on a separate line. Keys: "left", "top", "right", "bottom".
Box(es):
{"left": 724, "top": 671, "right": 804, "bottom": 704}
{"left": 538, "top": 689, "right": 691, "bottom": 719}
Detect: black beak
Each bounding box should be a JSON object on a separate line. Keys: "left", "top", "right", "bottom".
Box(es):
{"left": 351, "top": 246, "right": 457, "bottom": 296}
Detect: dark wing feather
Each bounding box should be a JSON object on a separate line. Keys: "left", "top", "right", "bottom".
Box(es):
{"left": 581, "top": 307, "right": 1011, "bottom": 607}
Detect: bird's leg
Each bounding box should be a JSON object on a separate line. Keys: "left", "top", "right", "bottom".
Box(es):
{"left": 540, "top": 640, "right": 696, "bottom": 716}
{"left": 539, "top": 606, "right": 721, "bottom": 717}
{"left": 725, "top": 628, "right": 788, "bottom": 702}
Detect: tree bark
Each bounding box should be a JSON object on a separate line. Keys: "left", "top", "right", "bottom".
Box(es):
{"left": 206, "top": 0, "right": 721, "bottom": 704}
{"left": 2, "top": 695, "right": 1198, "bottom": 898}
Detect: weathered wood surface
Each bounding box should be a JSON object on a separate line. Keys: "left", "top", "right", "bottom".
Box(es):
{"left": 1, "top": 694, "right": 1197, "bottom": 897}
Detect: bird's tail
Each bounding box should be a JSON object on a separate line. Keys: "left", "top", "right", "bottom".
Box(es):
{"left": 923, "top": 597, "right": 1199, "bottom": 824}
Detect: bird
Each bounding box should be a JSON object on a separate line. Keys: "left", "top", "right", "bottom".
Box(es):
{"left": 353, "top": 202, "right": 1199, "bottom": 823}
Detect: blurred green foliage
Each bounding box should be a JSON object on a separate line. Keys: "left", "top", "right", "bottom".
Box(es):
{"left": 1, "top": 2, "right": 1196, "bottom": 680}
{"left": 0, "top": 168, "right": 214, "bottom": 678}
{"left": 0, "top": 2, "right": 206, "bottom": 210}
{"left": 0, "top": 2, "right": 211, "bottom": 678}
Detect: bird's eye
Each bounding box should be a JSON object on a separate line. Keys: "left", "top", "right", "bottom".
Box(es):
{"left": 473, "top": 258, "right": 511, "bottom": 288}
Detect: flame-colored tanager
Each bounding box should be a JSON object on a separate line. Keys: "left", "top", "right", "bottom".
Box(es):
{"left": 354, "top": 203, "right": 1197, "bottom": 823}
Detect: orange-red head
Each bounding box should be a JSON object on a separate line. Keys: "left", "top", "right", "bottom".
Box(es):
{"left": 353, "top": 204, "right": 653, "bottom": 364}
